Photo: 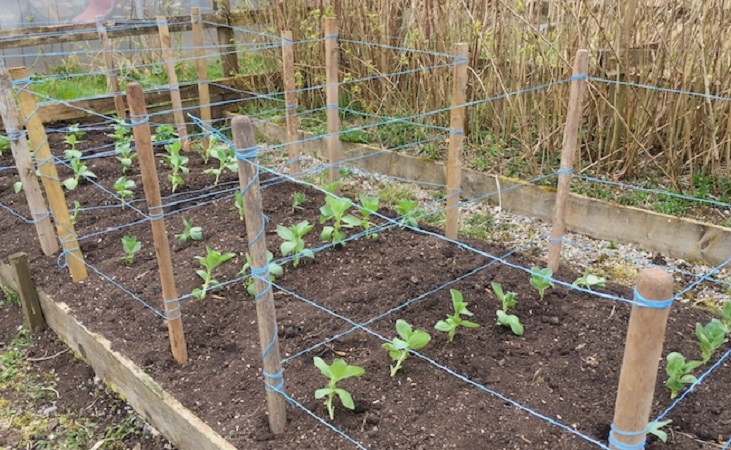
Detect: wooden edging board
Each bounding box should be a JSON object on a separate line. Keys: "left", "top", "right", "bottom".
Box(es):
{"left": 0, "top": 263, "right": 235, "bottom": 450}
{"left": 258, "top": 123, "right": 731, "bottom": 268}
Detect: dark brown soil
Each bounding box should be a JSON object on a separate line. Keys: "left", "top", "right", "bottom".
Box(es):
{"left": 0, "top": 125, "right": 730, "bottom": 449}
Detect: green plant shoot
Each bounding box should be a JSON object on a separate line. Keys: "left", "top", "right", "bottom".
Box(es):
{"left": 153, "top": 124, "right": 177, "bottom": 143}
{"left": 572, "top": 270, "right": 606, "bottom": 290}
{"left": 716, "top": 301, "right": 731, "bottom": 333}
{"left": 277, "top": 221, "right": 315, "bottom": 267}
{"left": 0, "top": 134, "right": 9, "bottom": 155}
{"left": 357, "top": 194, "right": 380, "bottom": 238}
{"left": 204, "top": 145, "right": 236, "bottom": 185}
{"left": 163, "top": 140, "right": 189, "bottom": 192}
{"left": 240, "top": 251, "right": 283, "bottom": 296}
{"left": 696, "top": 319, "right": 728, "bottom": 363}
{"left": 234, "top": 190, "right": 245, "bottom": 220}
{"left": 647, "top": 420, "right": 672, "bottom": 443}
{"left": 115, "top": 141, "right": 137, "bottom": 174}
{"left": 434, "top": 289, "right": 480, "bottom": 342}
{"left": 192, "top": 246, "right": 236, "bottom": 300}
{"left": 292, "top": 192, "right": 307, "bottom": 212}
{"left": 176, "top": 217, "right": 203, "bottom": 244}
{"left": 382, "top": 319, "right": 431, "bottom": 376}
{"left": 491, "top": 282, "right": 523, "bottom": 336}
{"left": 121, "top": 235, "right": 141, "bottom": 266}
{"left": 322, "top": 180, "right": 341, "bottom": 194}
{"left": 314, "top": 357, "right": 365, "bottom": 420}
{"left": 320, "top": 196, "right": 359, "bottom": 244}
{"left": 113, "top": 176, "right": 135, "bottom": 206}
{"left": 665, "top": 352, "right": 702, "bottom": 399}
{"left": 396, "top": 199, "right": 420, "bottom": 228}
{"left": 530, "top": 267, "right": 555, "bottom": 300}
{"left": 69, "top": 200, "right": 82, "bottom": 225}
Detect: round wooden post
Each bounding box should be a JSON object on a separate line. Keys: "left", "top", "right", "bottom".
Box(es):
{"left": 126, "top": 82, "right": 188, "bottom": 365}
{"left": 282, "top": 30, "right": 302, "bottom": 175}
{"left": 547, "top": 49, "right": 589, "bottom": 272}
{"left": 324, "top": 17, "right": 341, "bottom": 193}
{"left": 445, "top": 43, "right": 469, "bottom": 240}
{"left": 610, "top": 268, "right": 674, "bottom": 450}
{"left": 191, "top": 7, "right": 212, "bottom": 149}
{"left": 0, "top": 68, "right": 58, "bottom": 257}
{"left": 213, "top": 0, "right": 239, "bottom": 76}
{"left": 157, "top": 16, "right": 190, "bottom": 151}
{"left": 96, "top": 19, "right": 126, "bottom": 120}
{"left": 232, "top": 115, "right": 287, "bottom": 434}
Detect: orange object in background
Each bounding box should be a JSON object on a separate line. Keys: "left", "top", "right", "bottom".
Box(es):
{"left": 73, "top": 0, "right": 115, "bottom": 22}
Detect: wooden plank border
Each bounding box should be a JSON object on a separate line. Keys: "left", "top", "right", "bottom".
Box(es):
{"left": 0, "top": 263, "right": 235, "bottom": 450}
{"left": 258, "top": 123, "right": 731, "bottom": 268}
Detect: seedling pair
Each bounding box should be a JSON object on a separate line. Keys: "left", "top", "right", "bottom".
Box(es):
{"left": 164, "top": 140, "right": 189, "bottom": 192}
{"left": 193, "top": 246, "right": 236, "bottom": 300}
{"left": 492, "top": 282, "right": 524, "bottom": 336}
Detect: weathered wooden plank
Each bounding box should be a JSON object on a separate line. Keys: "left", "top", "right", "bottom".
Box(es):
{"left": 0, "top": 12, "right": 254, "bottom": 50}
{"left": 259, "top": 123, "right": 731, "bottom": 268}
{"left": 0, "top": 263, "right": 236, "bottom": 450}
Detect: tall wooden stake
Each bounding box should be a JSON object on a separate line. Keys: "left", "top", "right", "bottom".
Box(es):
{"left": 9, "top": 252, "right": 45, "bottom": 332}
{"left": 126, "top": 82, "right": 188, "bottom": 365}
{"left": 213, "top": 0, "right": 239, "bottom": 76}
{"left": 191, "top": 7, "right": 212, "bottom": 148}
{"left": 96, "top": 19, "right": 126, "bottom": 120}
{"left": 324, "top": 17, "right": 341, "bottom": 192}
{"left": 0, "top": 68, "right": 57, "bottom": 257}
{"left": 157, "top": 16, "right": 190, "bottom": 151}
{"left": 547, "top": 49, "right": 589, "bottom": 272}
{"left": 282, "top": 30, "right": 301, "bottom": 175}
{"left": 232, "top": 115, "right": 287, "bottom": 434}
{"left": 610, "top": 268, "right": 673, "bottom": 450}
{"left": 9, "top": 67, "right": 87, "bottom": 282}
{"left": 445, "top": 43, "right": 469, "bottom": 240}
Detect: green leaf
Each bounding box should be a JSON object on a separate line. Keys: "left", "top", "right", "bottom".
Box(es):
{"left": 407, "top": 330, "right": 431, "bottom": 349}
{"left": 189, "top": 227, "right": 203, "bottom": 241}
{"left": 276, "top": 225, "right": 295, "bottom": 241}
{"left": 62, "top": 178, "right": 78, "bottom": 190}
{"left": 461, "top": 320, "right": 480, "bottom": 329}
{"left": 434, "top": 320, "right": 453, "bottom": 332}
{"left": 335, "top": 388, "right": 355, "bottom": 410}
{"left": 647, "top": 420, "right": 672, "bottom": 443}
{"left": 314, "top": 388, "right": 331, "bottom": 399}
{"left": 395, "top": 319, "right": 412, "bottom": 340}
{"left": 321, "top": 226, "right": 334, "bottom": 242}
{"left": 280, "top": 241, "right": 296, "bottom": 256}
{"left": 313, "top": 357, "right": 332, "bottom": 378}
{"left": 13, "top": 182, "right": 22, "bottom": 193}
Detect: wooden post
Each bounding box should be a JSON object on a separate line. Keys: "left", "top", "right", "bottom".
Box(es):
{"left": 9, "top": 67, "right": 87, "bottom": 282}
{"left": 445, "top": 43, "right": 469, "bottom": 239}
{"left": 609, "top": 268, "right": 674, "bottom": 450}
{"left": 0, "top": 68, "right": 58, "bottom": 257}
{"left": 96, "top": 19, "right": 126, "bottom": 120}
{"left": 232, "top": 115, "right": 287, "bottom": 434}
{"left": 191, "top": 7, "right": 212, "bottom": 149}
{"left": 213, "top": 0, "right": 239, "bottom": 76}
{"left": 157, "top": 16, "right": 190, "bottom": 151}
{"left": 126, "top": 82, "right": 188, "bottom": 365}
{"left": 546, "top": 49, "right": 589, "bottom": 272}
{"left": 282, "top": 30, "right": 301, "bottom": 175}
{"left": 9, "top": 252, "right": 44, "bottom": 332}
{"left": 324, "top": 17, "right": 341, "bottom": 192}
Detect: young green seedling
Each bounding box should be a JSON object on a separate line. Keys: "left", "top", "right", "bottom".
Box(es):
{"left": 320, "top": 196, "right": 359, "bottom": 245}
{"left": 153, "top": 124, "right": 177, "bottom": 143}
{"left": 67, "top": 123, "right": 86, "bottom": 139}
{"left": 163, "top": 140, "right": 189, "bottom": 192}
{"left": 192, "top": 246, "right": 236, "bottom": 300}
{"left": 13, "top": 182, "right": 22, "bottom": 193}
{"left": 113, "top": 176, "right": 135, "bottom": 206}
{"left": 382, "top": 319, "right": 431, "bottom": 376}
{"left": 121, "top": 235, "right": 141, "bottom": 266}
{"left": 277, "top": 221, "right": 315, "bottom": 267}
{"left": 115, "top": 140, "right": 137, "bottom": 174}
{"left": 665, "top": 352, "right": 702, "bottom": 399}
{"left": 396, "top": 198, "right": 420, "bottom": 228}
{"left": 239, "top": 251, "right": 283, "bottom": 296}
{"left": 234, "top": 190, "right": 245, "bottom": 220}
{"left": 357, "top": 194, "right": 380, "bottom": 239}
{"left": 572, "top": 270, "right": 606, "bottom": 291}
{"left": 647, "top": 420, "right": 672, "bottom": 443}
{"left": 175, "top": 217, "right": 203, "bottom": 244}
{"left": 530, "top": 266, "right": 555, "bottom": 301}
{"left": 63, "top": 134, "right": 81, "bottom": 161}
{"left": 322, "top": 180, "right": 341, "bottom": 194}
{"left": 69, "top": 200, "right": 82, "bottom": 225}
{"left": 204, "top": 145, "right": 236, "bottom": 185}
{"left": 62, "top": 154, "right": 97, "bottom": 191}
{"left": 435, "top": 289, "right": 480, "bottom": 342}
{"left": 313, "top": 356, "right": 365, "bottom": 420}
{"left": 716, "top": 301, "right": 731, "bottom": 334}
{"left": 491, "top": 282, "right": 524, "bottom": 336}
{"left": 201, "top": 134, "right": 224, "bottom": 164}
{"left": 292, "top": 192, "right": 307, "bottom": 213}
{"left": 0, "top": 135, "right": 9, "bottom": 155}
{"left": 696, "top": 318, "right": 728, "bottom": 363}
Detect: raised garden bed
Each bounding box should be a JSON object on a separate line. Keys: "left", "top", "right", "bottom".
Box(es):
{"left": 1, "top": 123, "right": 730, "bottom": 450}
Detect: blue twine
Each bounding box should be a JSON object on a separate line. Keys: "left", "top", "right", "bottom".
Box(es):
{"left": 128, "top": 114, "right": 149, "bottom": 127}
{"left": 285, "top": 103, "right": 297, "bottom": 110}
{"left": 6, "top": 129, "right": 26, "bottom": 142}
{"left": 549, "top": 237, "right": 563, "bottom": 244}
{"left": 556, "top": 168, "right": 573, "bottom": 175}
{"left": 590, "top": 77, "right": 731, "bottom": 102}
{"left": 324, "top": 33, "right": 338, "bottom": 40}
{"left": 608, "top": 424, "right": 647, "bottom": 450}
{"left": 633, "top": 288, "right": 673, "bottom": 309}
{"left": 455, "top": 56, "right": 468, "bottom": 64}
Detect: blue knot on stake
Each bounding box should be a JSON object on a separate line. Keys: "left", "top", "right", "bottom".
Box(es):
{"left": 261, "top": 325, "right": 279, "bottom": 359}
{"left": 163, "top": 300, "right": 182, "bottom": 321}
{"left": 56, "top": 247, "right": 79, "bottom": 269}
{"left": 147, "top": 206, "right": 164, "bottom": 221}
{"left": 556, "top": 168, "right": 573, "bottom": 175}
{"left": 324, "top": 33, "right": 338, "bottom": 40}
{"left": 235, "top": 146, "right": 258, "bottom": 161}
{"left": 325, "top": 104, "right": 338, "bottom": 110}
{"left": 549, "top": 237, "right": 563, "bottom": 244}
{"left": 128, "top": 113, "right": 149, "bottom": 127}
{"left": 634, "top": 288, "right": 673, "bottom": 309}
{"left": 7, "top": 129, "right": 27, "bottom": 142}
{"left": 455, "top": 55, "right": 469, "bottom": 65}
{"left": 608, "top": 424, "right": 647, "bottom": 450}
{"left": 450, "top": 128, "right": 464, "bottom": 135}
{"left": 285, "top": 103, "right": 297, "bottom": 111}
{"left": 571, "top": 73, "right": 589, "bottom": 81}
{"left": 11, "top": 77, "right": 31, "bottom": 89}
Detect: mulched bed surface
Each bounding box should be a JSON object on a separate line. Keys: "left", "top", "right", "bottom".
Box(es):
{"left": 0, "top": 124, "right": 729, "bottom": 449}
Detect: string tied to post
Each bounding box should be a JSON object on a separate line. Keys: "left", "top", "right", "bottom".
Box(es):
{"left": 127, "top": 113, "right": 149, "bottom": 127}
{"left": 556, "top": 167, "right": 573, "bottom": 176}
{"left": 6, "top": 129, "right": 27, "bottom": 142}
{"left": 324, "top": 33, "right": 339, "bottom": 40}
{"left": 633, "top": 288, "right": 673, "bottom": 309}
{"left": 236, "top": 146, "right": 259, "bottom": 161}
{"left": 608, "top": 424, "right": 648, "bottom": 450}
